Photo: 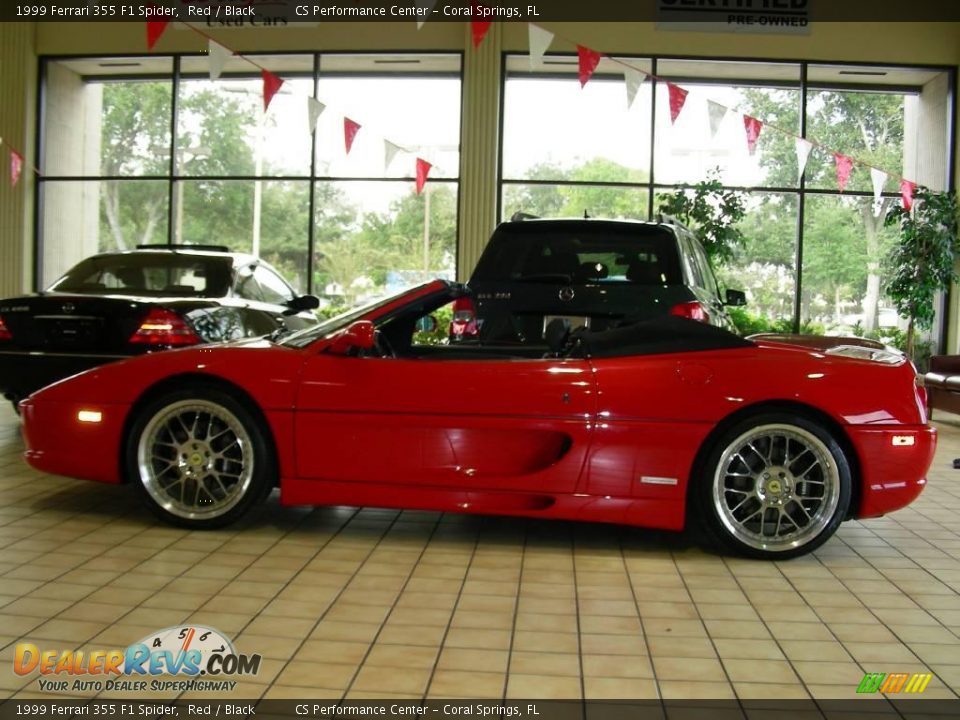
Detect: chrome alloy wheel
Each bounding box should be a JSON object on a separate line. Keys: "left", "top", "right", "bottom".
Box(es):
{"left": 712, "top": 423, "right": 841, "bottom": 552}
{"left": 137, "top": 399, "right": 254, "bottom": 521}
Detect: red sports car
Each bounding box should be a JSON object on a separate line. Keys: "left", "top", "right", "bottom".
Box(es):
{"left": 20, "top": 281, "right": 935, "bottom": 559}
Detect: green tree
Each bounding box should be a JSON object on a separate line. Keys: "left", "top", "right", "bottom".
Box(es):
{"left": 745, "top": 89, "right": 905, "bottom": 332}
{"left": 885, "top": 187, "right": 960, "bottom": 356}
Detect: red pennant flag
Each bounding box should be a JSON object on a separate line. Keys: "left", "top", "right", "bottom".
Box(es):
{"left": 261, "top": 70, "right": 284, "bottom": 112}
{"left": 900, "top": 179, "right": 916, "bottom": 211}
{"left": 743, "top": 115, "right": 763, "bottom": 155}
{"left": 10, "top": 150, "right": 23, "bottom": 187}
{"left": 415, "top": 158, "right": 432, "bottom": 195}
{"left": 834, "top": 153, "right": 854, "bottom": 193}
{"left": 344, "top": 118, "right": 362, "bottom": 155}
{"left": 667, "top": 83, "right": 688, "bottom": 124}
{"left": 471, "top": 21, "right": 492, "bottom": 48}
{"left": 145, "top": 6, "right": 169, "bottom": 51}
{"left": 577, "top": 45, "right": 602, "bottom": 88}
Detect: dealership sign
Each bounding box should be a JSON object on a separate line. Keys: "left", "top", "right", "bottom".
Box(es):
{"left": 657, "top": 0, "right": 811, "bottom": 34}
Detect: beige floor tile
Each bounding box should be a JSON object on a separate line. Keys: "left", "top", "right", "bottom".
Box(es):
{"left": 351, "top": 665, "right": 431, "bottom": 695}
{"left": 505, "top": 673, "right": 582, "bottom": 699}
{"left": 365, "top": 643, "right": 439, "bottom": 669}
{"left": 444, "top": 627, "right": 512, "bottom": 650}
{"left": 733, "top": 682, "right": 811, "bottom": 700}
{"left": 658, "top": 680, "right": 735, "bottom": 700}
{"left": 436, "top": 647, "right": 509, "bottom": 674}
{"left": 583, "top": 676, "right": 658, "bottom": 699}
{"left": 652, "top": 656, "right": 724, "bottom": 681}
{"left": 647, "top": 636, "right": 716, "bottom": 659}
{"left": 722, "top": 658, "right": 799, "bottom": 684}
{"left": 295, "top": 639, "right": 370, "bottom": 665}
{"left": 512, "top": 630, "right": 580, "bottom": 654}
{"left": 428, "top": 670, "right": 504, "bottom": 698}
{"left": 510, "top": 651, "right": 580, "bottom": 677}
{"left": 582, "top": 654, "right": 654, "bottom": 679}
{"left": 791, "top": 661, "right": 866, "bottom": 686}
{"left": 779, "top": 640, "right": 853, "bottom": 662}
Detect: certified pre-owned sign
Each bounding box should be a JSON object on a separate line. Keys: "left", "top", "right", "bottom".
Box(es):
{"left": 657, "top": 0, "right": 811, "bottom": 34}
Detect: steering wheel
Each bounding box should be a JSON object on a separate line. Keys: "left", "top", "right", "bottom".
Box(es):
{"left": 373, "top": 329, "right": 397, "bottom": 358}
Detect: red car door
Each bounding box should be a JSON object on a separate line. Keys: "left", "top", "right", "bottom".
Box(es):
{"left": 293, "top": 353, "right": 595, "bottom": 494}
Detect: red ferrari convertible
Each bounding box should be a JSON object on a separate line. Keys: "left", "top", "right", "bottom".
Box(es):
{"left": 20, "top": 281, "right": 935, "bottom": 559}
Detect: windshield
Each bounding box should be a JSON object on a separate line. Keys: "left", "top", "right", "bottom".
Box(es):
{"left": 50, "top": 253, "right": 232, "bottom": 297}
{"left": 280, "top": 283, "right": 431, "bottom": 349}
{"left": 473, "top": 223, "right": 683, "bottom": 286}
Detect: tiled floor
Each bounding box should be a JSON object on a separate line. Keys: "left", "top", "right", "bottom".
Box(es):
{"left": 1, "top": 402, "right": 959, "bottom": 702}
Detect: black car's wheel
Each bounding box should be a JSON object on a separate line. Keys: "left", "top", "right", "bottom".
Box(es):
{"left": 693, "top": 412, "right": 852, "bottom": 559}
{"left": 125, "top": 386, "right": 273, "bottom": 529}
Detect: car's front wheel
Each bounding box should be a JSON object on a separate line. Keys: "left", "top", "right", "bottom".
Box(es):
{"left": 695, "top": 412, "right": 852, "bottom": 559}
{"left": 126, "top": 387, "right": 273, "bottom": 528}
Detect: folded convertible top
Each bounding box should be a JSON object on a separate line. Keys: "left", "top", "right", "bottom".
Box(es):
{"left": 573, "top": 316, "right": 754, "bottom": 358}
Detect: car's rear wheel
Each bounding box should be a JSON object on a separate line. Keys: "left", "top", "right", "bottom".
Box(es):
{"left": 695, "top": 412, "right": 851, "bottom": 559}
{"left": 126, "top": 387, "right": 273, "bottom": 528}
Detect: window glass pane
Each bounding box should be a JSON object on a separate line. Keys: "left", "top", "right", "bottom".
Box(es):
{"left": 502, "top": 56, "right": 652, "bottom": 184}
{"left": 314, "top": 181, "right": 457, "bottom": 312}
{"left": 654, "top": 60, "right": 801, "bottom": 187}
{"left": 254, "top": 266, "right": 295, "bottom": 304}
{"left": 315, "top": 55, "right": 461, "bottom": 179}
{"left": 40, "top": 180, "right": 169, "bottom": 288}
{"left": 178, "top": 55, "right": 314, "bottom": 177}
{"left": 502, "top": 184, "right": 649, "bottom": 221}
{"left": 801, "top": 194, "right": 898, "bottom": 335}
{"left": 176, "top": 180, "right": 309, "bottom": 292}
{"left": 714, "top": 192, "right": 798, "bottom": 329}
{"left": 42, "top": 57, "right": 173, "bottom": 177}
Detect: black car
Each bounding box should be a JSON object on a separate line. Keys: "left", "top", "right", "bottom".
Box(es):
{"left": 451, "top": 217, "right": 746, "bottom": 345}
{"left": 0, "top": 245, "right": 319, "bottom": 410}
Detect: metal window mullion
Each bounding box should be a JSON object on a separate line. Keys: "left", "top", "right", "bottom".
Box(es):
{"left": 166, "top": 55, "right": 180, "bottom": 248}
{"left": 306, "top": 52, "right": 320, "bottom": 296}
{"left": 793, "top": 62, "right": 808, "bottom": 334}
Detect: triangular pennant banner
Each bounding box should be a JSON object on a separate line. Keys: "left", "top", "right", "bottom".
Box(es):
{"left": 145, "top": 6, "right": 169, "bottom": 51}
{"left": 795, "top": 138, "right": 813, "bottom": 181}
{"left": 471, "top": 13, "right": 492, "bottom": 49}
{"left": 623, "top": 67, "right": 645, "bottom": 109}
{"left": 415, "top": 0, "right": 437, "bottom": 29}
{"left": 900, "top": 179, "right": 916, "bottom": 211}
{"left": 834, "top": 153, "right": 854, "bottom": 193}
{"left": 667, "top": 84, "right": 688, "bottom": 124}
{"left": 307, "top": 98, "right": 326, "bottom": 133}
{"left": 384, "top": 140, "right": 403, "bottom": 171}
{"left": 261, "top": 70, "right": 284, "bottom": 112}
{"left": 743, "top": 115, "right": 763, "bottom": 155}
{"left": 528, "top": 24, "right": 554, "bottom": 70}
{"left": 577, "top": 45, "right": 602, "bottom": 88}
{"left": 208, "top": 39, "right": 232, "bottom": 82}
{"left": 344, "top": 118, "right": 362, "bottom": 155}
{"left": 870, "top": 167, "right": 888, "bottom": 203}
{"left": 415, "top": 158, "right": 432, "bottom": 195}
{"left": 10, "top": 150, "right": 23, "bottom": 187}
{"left": 707, "top": 100, "right": 728, "bottom": 138}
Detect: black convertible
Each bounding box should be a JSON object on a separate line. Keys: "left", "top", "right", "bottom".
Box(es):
{"left": 0, "top": 245, "right": 319, "bottom": 411}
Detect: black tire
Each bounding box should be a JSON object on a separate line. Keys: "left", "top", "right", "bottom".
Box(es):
{"left": 125, "top": 385, "right": 274, "bottom": 529}
{"left": 692, "top": 412, "right": 852, "bottom": 560}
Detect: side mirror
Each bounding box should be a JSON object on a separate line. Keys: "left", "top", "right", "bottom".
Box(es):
{"left": 725, "top": 289, "right": 747, "bottom": 307}
{"left": 328, "top": 320, "right": 376, "bottom": 355}
{"left": 284, "top": 294, "right": 321, "bottom": 315}
{"left": 415, "top": 315, "right": 438, "bottom": 333}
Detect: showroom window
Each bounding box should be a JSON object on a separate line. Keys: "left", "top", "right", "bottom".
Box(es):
{"left": 37, "top": 52, "right": 462, "bottom": 308}
{"left": 501, "top": 55, "right": 954, "bottom": 340}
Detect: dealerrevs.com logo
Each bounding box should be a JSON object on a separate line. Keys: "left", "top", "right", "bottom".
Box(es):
{"left": 14, "top": 625, "right": 261, "bottom": 694}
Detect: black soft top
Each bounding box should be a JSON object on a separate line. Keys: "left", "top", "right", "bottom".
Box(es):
{"left": 573, "top": 316, "right": 754, "bottom": 358}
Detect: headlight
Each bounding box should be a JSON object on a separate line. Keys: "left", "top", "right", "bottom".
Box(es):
{"left": 825, "top": 345, "right": 904, "bottom": 365}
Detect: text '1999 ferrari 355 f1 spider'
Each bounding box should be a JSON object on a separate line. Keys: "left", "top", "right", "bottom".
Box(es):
{"left": 20, "top": 280, "right": 935, "bottom": 559}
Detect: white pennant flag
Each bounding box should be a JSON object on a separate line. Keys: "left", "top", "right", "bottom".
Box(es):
{"left": 208, "top": 39, "right": 232, "bottom": 81}
{"left": 307, "top": 98, "right": 326, "bottom": 133}
{"left": 528, "top": 24, "right": 554, "bottom": 70}
{"left": 384, "top": 140, "right": 403, "bottom": 171}
{"left": 870, "top": 167, "right": 889, "bottom": 216}
{"left": 623, "top": 67, "right": 644, "bottom": 109}
{"left": 416, "top": 0, "right": 438, "bottom": 29}
{"left": 706, "top": 100, "right": 728, "bottom": 138}
{"left": 870, "top": 167, "right": 888, "bottom": 202}
{"left": 795, "top": 138, "right": 813, "bottom": 182}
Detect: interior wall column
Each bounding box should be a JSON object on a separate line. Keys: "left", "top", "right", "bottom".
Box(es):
{"left": 456, "top": 23, "right": 501, "bottom": 282}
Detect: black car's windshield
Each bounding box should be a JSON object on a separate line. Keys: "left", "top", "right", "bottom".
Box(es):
{"left": 472, "top": 223, "right": 683, "bottom": 286}
{"left": 280, "top": 284, "right": 430, "bottom": 349}
{"left": 50, "top": 253, "right": 232, "bottom": 298}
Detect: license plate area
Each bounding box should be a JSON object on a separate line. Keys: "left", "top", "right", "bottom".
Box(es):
{"left": 38, "top": 316, "right": 103, "bottom": 346}
{"left": 542, "top": 315, "right": 590, "bottom": 337}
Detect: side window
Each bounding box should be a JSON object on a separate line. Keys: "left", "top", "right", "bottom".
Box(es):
{"left": 678, "top": 234, "right": 705, "bottom": 289}
{"left": 690, "top": 237, "right": 720, "bottom": 297}
{"left": 254, "top": 266, "right": 295, "bottom": 305}
{"left": 234, "top": 266, "right": 263, "bottom": 302}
